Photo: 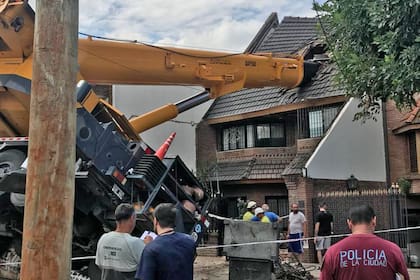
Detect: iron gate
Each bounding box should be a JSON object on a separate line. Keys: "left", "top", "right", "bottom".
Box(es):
{"left": 312, "top": 189, "right": 408, "bottom": 250}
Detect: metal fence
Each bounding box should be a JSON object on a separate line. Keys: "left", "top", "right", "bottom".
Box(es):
{"left": 312, "top": 189, "right": 408, "bottom": 250}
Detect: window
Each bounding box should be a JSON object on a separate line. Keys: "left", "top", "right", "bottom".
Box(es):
{"left": 309, "top": 110, "right": 323, "bottom": 137}
{"left": 257, "top": 124, "right": 270, "bottom": 140}
{"left": 221, "top": 122, "right": 285, "bottom": 151}
{"left": 307, "top": 104, "right": 342, "bottom": 138}
{"left": 246, "top": 125, "right": 254, "bottom": 148}
{"left": 222, "top": 126, "right": 245, "bottom": 150}
{"left": 409, "top": 132, "right": 418, "bottom": 173}
{"left": 323, "top": 106, "right": 339, "bottom": 129}
{"left": 255, "top": 123, "right": 285, "bottom": 147}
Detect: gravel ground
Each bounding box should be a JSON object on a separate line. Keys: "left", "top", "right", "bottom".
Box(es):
{"left": 194, "top": 256, "right": 420, "bottom": 280}
{"left": 194, "top": 256, "right": 229, "bottom": 280}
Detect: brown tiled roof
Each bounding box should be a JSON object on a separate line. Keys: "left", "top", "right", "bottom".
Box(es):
{"left": 255, "top": 17, "right": 319, "bottom": 54}
{"left": 208, "top": 154, "right": 294, "bottom": 181}
{"left": 282, "top": 152, "right": 312, "bottom": 176}
{"left": 392, "top": 105, "right": 420, "bottom": 134}
{"left": 204, "top": 14, "right": 344, "bottom": 121}
{"left": 248, "top": 157, "right": 289, "bottom": 179}
{"left": 209, "top": 160, "right": 252, "bottom": 181}
{"left": 205, "top": 64, "right": 344, "bottom": 120}
{"left": 401, "top": 107, "right": 420, "bottom": 124}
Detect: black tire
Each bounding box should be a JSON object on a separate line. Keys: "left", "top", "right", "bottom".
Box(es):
{"left": 0, "top": 149, "right": 26, "bottom": 175}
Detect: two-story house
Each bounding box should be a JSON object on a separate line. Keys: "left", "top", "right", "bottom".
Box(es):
{"left": 196, "top": 14, "right": 394, "bottom": 261}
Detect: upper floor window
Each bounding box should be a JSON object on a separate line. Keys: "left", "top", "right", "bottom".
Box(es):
{"left": 221, "top": 122, "right": 285, "bottom": 151}
{"left": 409, "top": 132, "right": 418, "bottom": 173}
{"left": 223, "top": 126, "right": 245, "bottom": 150}
{"left": 256, "top": 123, "right": 285, "bottom": 147}
{"left": 309, "top": 110, "right": 323, "bottom": 138}
{"left": 298, "top": 103, "right": 343, "bottom": 139}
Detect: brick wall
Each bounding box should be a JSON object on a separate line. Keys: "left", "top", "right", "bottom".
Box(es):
{"left": 285, "top": 176, "right": 315, "bottom": 262}
{"left": 196, "top": 120, "right": 218, "bottom": 169}
{"left": 313, "top": 179, "right": 386, "bottom": 193}
{"left": 297, "top": 138, "right": 321, "bottom": 153}
{"left": 385, "top": 101, "right": 410, "bottom": 183}
{"left": 313, "top": 190, "right": 405, "bottom": 251}
{"left": 313, "top": 190, "right": 391, "bottom": 232}
{"left": 286, "top": 177, "right": 387, "bottom": 262}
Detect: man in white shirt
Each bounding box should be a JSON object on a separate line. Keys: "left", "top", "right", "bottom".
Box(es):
{"left": 96, "top": 203, "right": 146, "bottom": 280}
{"left": 287, "top": 203, "right": 307, "bottom": 262}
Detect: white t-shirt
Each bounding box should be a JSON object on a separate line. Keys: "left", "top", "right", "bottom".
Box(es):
{"left": 95, "top": 231, "right": 145, "bottom": 272}
{"left": 289, "top": 211, "right": 306, "bottom": 234}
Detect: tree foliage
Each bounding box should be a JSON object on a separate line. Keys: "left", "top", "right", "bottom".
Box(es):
{"left": 315, "top": 0, "right": 420, "bottom": 119}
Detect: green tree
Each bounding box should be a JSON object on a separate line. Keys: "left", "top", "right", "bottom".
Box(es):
{"left": 315, "top": 0, "right": 419, "bottom": 119}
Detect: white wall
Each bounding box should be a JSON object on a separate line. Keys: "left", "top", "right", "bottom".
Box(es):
{"left": 305, "top": 98, "right": 386, "bottom": 182}
{"left": 113, "top": 85, "right": 212, "bottom": 172}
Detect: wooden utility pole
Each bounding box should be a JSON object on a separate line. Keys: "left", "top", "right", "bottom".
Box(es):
{"left": 20, "top": 1, "right": 78, "bottom": 279}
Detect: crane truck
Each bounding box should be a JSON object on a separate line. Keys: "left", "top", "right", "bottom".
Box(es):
{"left": 0, "top": 1, "right": 316, "bottom": 278}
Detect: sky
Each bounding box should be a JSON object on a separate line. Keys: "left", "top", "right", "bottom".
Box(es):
{"left": 28, "top": 0, "right": 319, "bottom": 52}
{"left": 27, "top": 0, "right": 320, "bottom": 171}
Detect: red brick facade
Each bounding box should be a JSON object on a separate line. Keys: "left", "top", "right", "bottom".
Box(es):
{"left": 195, "top": 120, "right": 218, "bottom": 168}
{"left": 196, "top": 116, "right": 389, "bottom": 262}
{"left": 385, "top": 101, "right": 411, "bottom": 183}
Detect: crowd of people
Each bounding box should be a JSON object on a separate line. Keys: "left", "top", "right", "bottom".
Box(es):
{"left": 241, "top": 200, "right": 310, "bottom": 261}
{"left": 94, "top": 201, "right": 410, "bottom": 280}
{"left": 241, "top": 200, "right": 410, "bottom": 279}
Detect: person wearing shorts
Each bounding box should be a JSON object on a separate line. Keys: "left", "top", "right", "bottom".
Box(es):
{"left": 314, "top": 202, "right": 333, "bottom": 265}
{"left": 287, "top": 203, "right": 307, "bottom": 261}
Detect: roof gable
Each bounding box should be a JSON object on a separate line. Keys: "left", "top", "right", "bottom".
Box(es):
{"left": 247, "top": 16, "right": 319, "bottom": 54}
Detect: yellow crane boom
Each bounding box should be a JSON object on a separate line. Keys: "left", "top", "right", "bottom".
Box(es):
{"left": 0, "top": 1, "right": 309, "bottom": 136}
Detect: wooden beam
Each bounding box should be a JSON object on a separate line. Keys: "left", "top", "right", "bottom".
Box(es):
{"left": 393, "top": 123, "right": 420, "bottom": 135}
{"left": 20, "top": 1, "right": 78, "bottom": 279}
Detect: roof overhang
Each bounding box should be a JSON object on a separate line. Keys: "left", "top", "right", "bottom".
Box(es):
{"left": 207, "top": 95, "right": 347, "bottom": 124}
{"left": 393, "top": 123, "right": 420, "bottom": 135}
{"left": 216, "top": 179, "right": 285, "bottom": 185}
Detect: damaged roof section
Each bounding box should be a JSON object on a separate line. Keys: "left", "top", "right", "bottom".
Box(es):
{"left": 205, "top": 64, "right": 344, "bottom": 120}
{"left": 204, "top": 15, "right": 345, "bottom": 122}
